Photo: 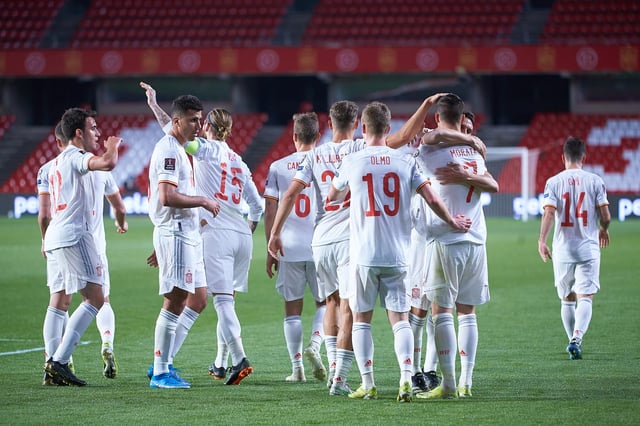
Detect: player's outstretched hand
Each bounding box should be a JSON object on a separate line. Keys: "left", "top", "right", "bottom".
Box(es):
{"left": 451, "top": 214, "right": 471, "bottom": 232}
{"left": 140, "top": 81, "right": 156, "bottom": 105}
{"left": 147, "top": 250, "right": 158, "bottom": 267}
{"left": 538, "top": 241, "right": 552, "bottom": 262}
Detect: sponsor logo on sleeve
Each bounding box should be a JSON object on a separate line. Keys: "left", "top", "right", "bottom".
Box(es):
{"left": 164, "top": 158, "right": 176, "bottom": 171}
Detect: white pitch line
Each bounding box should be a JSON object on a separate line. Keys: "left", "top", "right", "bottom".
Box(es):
{"left": 0, "top": 340, "right": 92, "bottom": 356}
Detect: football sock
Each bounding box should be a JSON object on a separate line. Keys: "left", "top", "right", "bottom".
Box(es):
{"left": 409, "top": 311, "right": 426, "bottom": 373}
{"left": 457, "top": 313, "right": 478, "bottom": 389}
{"left": 153, "top": 309, "right": 178, "bottom": 376}
{"left": 433, "top": 313, "right": 457, "bottom": 391}
{"left": 284, "top": 315, "right": 303, "bottom": 370}
{"left": 333, "top": 348, "right": 354, "bottom": 386}
{"left": 573, "top": 298, "right": 593, "bottom": 342}
{"left": 96, "top": 302, "right": 115, "bottom": 352}
{"left": 324, "top": 335, "right": 338, "bottom": 375}
{"left": 424, "top": 311, "right": 438, "bottom": 373}
{"left": 309, "top": 305, "right": 326, "bottom": 352}
{"left": 53, "top": 302, "right": 99, "bottom": 364}
{"left": 215, "top": 321, "right": 229, "bottom": 369}
{"left": 352, "top": 322, "right": 374, "bottom": 389}
{"left": 43, "top": 306, "right": 66, "bottom": 361}
{"left": 392, "top": 320, "right": 414, "bottom": 385}
{"left": 561, "top": 301, "right": 576, "bottom": 341}
{"left": 172, "top": 306, "right": 199, "bottom": 359}
{"left": 214, "top": 294, "right": 246, "bottom": 364}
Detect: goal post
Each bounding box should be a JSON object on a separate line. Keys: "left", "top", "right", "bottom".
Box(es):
{"left": 484, "top": 147, "right": 539, "bottom": 221}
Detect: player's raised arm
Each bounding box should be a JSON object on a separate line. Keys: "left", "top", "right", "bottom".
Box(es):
{"left": 386, "top": 93, "right": 448, "bottom": 148}
{"left": 140, "top": 81, "right": 171, "bottom": 128}
{"left": 88, "top": 135, "right": 122, "bottom": 171}
{"left": 422, "top": 130, "right": 486, "bottom": 158}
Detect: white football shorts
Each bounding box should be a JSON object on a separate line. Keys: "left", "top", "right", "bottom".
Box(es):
{"left": 312, "top": 239, "right": 350, "bottom": 300}
{"left": 202, "top": 227, "right": 252, "bottom": 294}
{"left": 276, "top": 260, "right": 321, "bottom": 302}
{"left": 350, "top": 264, "right": 410, "bottom": 314}
{"left": 553, "top": 258, "right": 600, "bottom": 299}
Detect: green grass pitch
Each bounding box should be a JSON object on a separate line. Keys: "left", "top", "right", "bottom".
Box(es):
{"left": 0, "top": 216, "right": 638, "bottom": 425}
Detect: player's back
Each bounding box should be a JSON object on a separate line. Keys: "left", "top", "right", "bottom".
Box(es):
{"left": 418, "top": 144, "right": 487, "bottom": 244}
{"left": 340, "top": 145, "right": 426, "bottom": 267}
{"left": 265, "top": 151, "right": 316, "bottom": 261}
{"left": 544, "top": 168, "right": 608, "bottom": 262}
{"left": 44, "top": 146, "right": 94, "bottom": 250}
{"left": 295, "top": 139, "right": 364, "bottom": 245}
{"left": 190, "top": 138, "right": 256, "bottom": 232}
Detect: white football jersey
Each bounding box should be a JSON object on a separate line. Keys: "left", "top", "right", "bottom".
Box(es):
{"left": 37, "top": 159, "right": 54, "bottom": 197}
{"left": 189, "top": 137, "right": 263, "bottom": 234}
{"left": 332, "top": 145, "right": 430, "bottom": 267}
{"left": 264, "top": 150, "right": 316, "bottom": 261}
{"left": 417, "top": 143, "right": 488, "bottom": 245}
{"left": 148, "top": 134, "right": 199, "bottom": 240}
{"left": 293, "top": 139, "right": 365, "bottom": 246}
{"left": 43, "top": 145, "right": 94, "bottom": 251}
{"left": 542, "top": 168, "right": 609, "bottom": 262}
{"left": 87, "top": 171, "right": 119, "bottom": 254}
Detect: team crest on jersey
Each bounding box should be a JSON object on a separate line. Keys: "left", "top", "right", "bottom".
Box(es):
{"left": 164, "top": 158, "right": 176, "bottom": 171}
{"left": 411, "top": 288, "right": 420, "bottom": 299}
{"left": 96, "top": 265, "right": 103, "bottom": 277}
{"left": 185, "top": 272, "right": 193, "bottom": 284}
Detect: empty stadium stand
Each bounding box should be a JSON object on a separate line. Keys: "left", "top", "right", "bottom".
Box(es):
{"left": 540, "top": 0, "right": 640, "bottom": 44}
{"left": 302, "top": 0, "right": 523, "bottom": 45}
{"left": 0, "top": 0, "right": 64, "bottom": 49}
{"left": 70, "top": 0, "right": 292, "bottom": 48}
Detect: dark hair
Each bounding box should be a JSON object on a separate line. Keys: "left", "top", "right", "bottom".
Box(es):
{"left": 463, "top": 111, "right": 475, "bottom": 125}
{"left": 60, "top": 108, "right": 97, "bottom": 142}
{"left": 54, "top": 121, "right": 65, "bottom": 142}
{"left": 293, "top": 112, "right": 319, "bottom": 145}
{"left": 436, "top": 94, "right": 464, "bottom": 126}
{"left": 362, "top": 101, "right": 391, "bottom": 137}
{"left": 563, "top": 136, "right": 586, "bottom": 163}
{"left": 171, "top": 95, "right": 203, "bottom": 117}
{"left": 329, "top": 100, "right": 359, "bottom": 132}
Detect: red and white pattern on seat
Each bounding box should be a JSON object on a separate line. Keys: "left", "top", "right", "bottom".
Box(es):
{"left": 0, "top": 115, "right": 152, "bottom": 194}
{"left": 133, "top": 113, "right": 268, "bottom": 195}
{"left": 499, "top": 113, "right": 640, "bottom": 195}
{"left": 252, "top": 113, "right": 330, "bottom": 195}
